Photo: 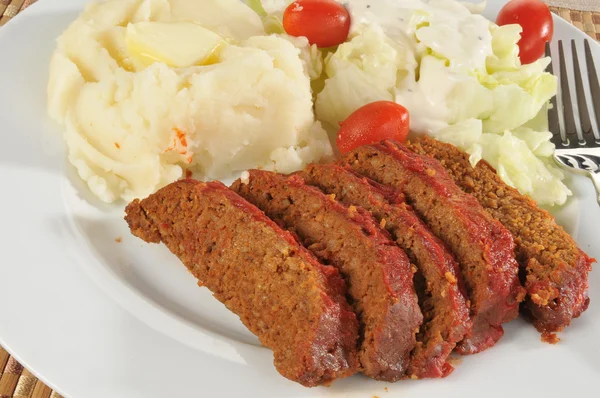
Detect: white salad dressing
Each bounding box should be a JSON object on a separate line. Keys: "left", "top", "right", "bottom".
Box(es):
{"left": 348, "top": 0, "right": 492, "bottom": 71}
{"left": 346, "top": 0, "right": 494, "bottom": 133}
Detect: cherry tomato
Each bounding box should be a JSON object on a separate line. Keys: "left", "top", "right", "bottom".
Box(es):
{"left": 283, "top": 0, "right": 350, "bottom": 48}
{"left": 496, "top": 0, "right": 553, "bottom": 65}
{"left": 336, "top": 101, "right": 410, "bottom": 154}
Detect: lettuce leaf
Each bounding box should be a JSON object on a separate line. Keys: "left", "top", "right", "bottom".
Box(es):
{"left": 486, "top": 23, "right": 522, "bottom": 72}
{"left": 478, "top": 131, "right": 570, "bottom": 206}
{"left": 432, "top": 121, "right": 570, "bottom": 206}
{"left": 246, "top": 0, "right": 268, "bottom": 17}
{"left": 316, "top": 62, "right": 394, "bottom": 127}
{"left": 315, "top": 27, "right": 414, "bottom": 126}
{"left": 246, "top": 0, "right": 285, "bottom": 34}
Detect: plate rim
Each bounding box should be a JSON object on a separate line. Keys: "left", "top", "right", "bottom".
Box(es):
{"left": 1, "top": 0, "right": 600, "bottom": 397}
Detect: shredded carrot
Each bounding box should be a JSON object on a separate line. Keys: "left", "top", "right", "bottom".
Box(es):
{"left": 164, "top": 137, "right": 177, "bottom": 153}
{"left": 114, "top": 142, "right": 120, "bottom": 149}
{"left": 163, "top": 128, "right": 190, "bottom": 156}
{"left": 174, "top": 128, "right": 188, "bottom": 147}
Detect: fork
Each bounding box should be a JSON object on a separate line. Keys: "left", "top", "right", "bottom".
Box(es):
{"left": 546, "top": 40, "right": 600, "bottom": 205}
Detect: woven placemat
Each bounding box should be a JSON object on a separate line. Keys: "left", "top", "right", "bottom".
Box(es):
{"left": 551, "top": 6, "right": 600, "bottom": 40}
{"left": 0, "top": 1, "right": 598, "bottom": 397}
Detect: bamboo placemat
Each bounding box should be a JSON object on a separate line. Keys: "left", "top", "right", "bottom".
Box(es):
{"left": 0, "top": 1, "right": 599, "bottom": 397}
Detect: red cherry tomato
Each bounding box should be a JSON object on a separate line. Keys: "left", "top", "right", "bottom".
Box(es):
{"left": 336, "top": 101, "right": 410, "bottom": 154}
{"left": 496, "top": 0, "right": 554, "bottom": 65}
{"left": 283, "top": 0, "right": 350, "bottom": 48}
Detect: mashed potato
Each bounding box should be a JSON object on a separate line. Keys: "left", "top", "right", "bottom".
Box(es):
{"left": 48, "top": 0, "right": 332, "bottom": 203}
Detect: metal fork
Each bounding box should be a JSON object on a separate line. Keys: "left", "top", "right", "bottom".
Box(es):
{"left": 547, "top": 40, "right": 600, "bottom": 204}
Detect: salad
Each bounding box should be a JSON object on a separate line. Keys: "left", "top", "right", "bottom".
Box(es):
{"left": 249, "top": 0, "right": 568, "bottom": 206}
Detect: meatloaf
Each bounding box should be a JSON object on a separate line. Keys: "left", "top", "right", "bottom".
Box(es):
{"left": 231, "top": 171, "right": 422, "bottom": 382}
{"left": 408, "top": 136, "right": 595, "bottom": 333}
{"left": 124, "top": 179, "right": 360, "bottom": 387}
{"left": 342, "top": 141, "right": 526, "bottom": 354}
{"left": 300, "top": 164, "right": 471, "bottom": 378}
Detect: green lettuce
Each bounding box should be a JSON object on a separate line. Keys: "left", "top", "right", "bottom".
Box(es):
{"left": 478, "top": 131, "right": 571, "bottom": 206}
{"left": 315, "top": 27, "right": 415, "bottom": 126}
{"left": 246, "top": 0, "right": 285, "bottom": 34}
{"left": 486, "top": 24, "right": 522, "bottom": 72}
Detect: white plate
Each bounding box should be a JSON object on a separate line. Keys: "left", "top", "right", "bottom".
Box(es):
{"left": 1, "top": 1, "right": 600, "bottom": 397}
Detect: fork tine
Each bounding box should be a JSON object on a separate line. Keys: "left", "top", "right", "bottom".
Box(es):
{"left": 572, "top": 40, "right": 592, "bottom": 136}
{"left": 585, "top": 39, "right": 600, "bottom": 141}
{"left": 545, "top": 41, "right": 553, "bottom": 73}
{"left": 559, "top": 40, "right": 578, "bottom": 136}
{"left": 546, "top": 42, "right": 561, "bottom": 140}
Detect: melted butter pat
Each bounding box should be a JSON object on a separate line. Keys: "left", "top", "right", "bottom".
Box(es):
{"left": 125, "top": 21, "right": 228, "bottom": 69}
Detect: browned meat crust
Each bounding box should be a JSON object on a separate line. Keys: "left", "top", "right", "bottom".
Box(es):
{"left": 124, "top": 179, "right": 360, "bottom": 387}
{"left": 300, "top": 164, "right": 471, "bottom": 378}
{"left": 231, "top": 171, "right": 422, "bottom": 382}
{"left": 342, "top": 141, "right": 526, "bottom": 355}
{"left": 408, "top": 136, "right": 595, "bottom": 333}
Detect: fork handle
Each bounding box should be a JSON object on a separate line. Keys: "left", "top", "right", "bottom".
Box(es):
{"left": 591, "top": 172, "right": 600, "bottom": 205}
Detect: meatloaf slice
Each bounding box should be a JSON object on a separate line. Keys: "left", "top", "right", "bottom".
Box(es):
{"left": 125, "top": 179, "right": 360, "bottom": 387}
{"left": 300, "top": 164, "right": 471, "bottom": 379}
{"left": 231, "top": 171, "right": 422, "bottom": 382}
{"left": 408, "top": 136, "right": 595, "bottom": 333}
{"left": 342, "top": 141, "right": 526, "bottom": 355}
